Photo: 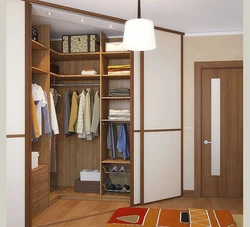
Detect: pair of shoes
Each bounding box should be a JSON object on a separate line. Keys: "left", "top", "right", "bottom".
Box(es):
{"left": 122, "top": 184, "right": 130, "bottom": 192}
{"left": 119, "top": 166, "right": 126, "bottom": 173}
{"left": 115, "top": 184, "right": 122, "bottom": 190}
{"left": 111, "top": 166, "right": 119, "bottom": 172}
{"left": 108, "top": 184, "right": 115, "bottom": 190}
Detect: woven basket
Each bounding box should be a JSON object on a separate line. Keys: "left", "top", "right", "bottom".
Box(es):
{"left": 74, "top": 178, "right": 100, "bottom": 193}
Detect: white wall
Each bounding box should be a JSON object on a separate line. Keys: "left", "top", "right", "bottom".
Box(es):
{"left": 243, "top": 0, "right": 250, "bottom": 225}
{"left": 6, "top": 0, "right": 25, "bottom": 227}
{"left": 0, "top": 0, "right": 7, "bottom": 226}
{"left": 183, "top": 35, "right": 243, "bottom": 190}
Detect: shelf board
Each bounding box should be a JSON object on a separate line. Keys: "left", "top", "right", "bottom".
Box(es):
{"left": 102, "top": 119, "right": 130, "bottom": 123}
{"left": 102, "top": 52, "right": 130, "bottom": 59}
{"left": 101, "top": 97, "right": 130, "bottom": 100}
{"left": 101, "top": 192, "right": 130, "bottom": 202}
{"left": 32, "top": 66, "right": 49, "bottom": 74}
{"left": 102, "top": 159, "right": 130, "bottom": 164}
{"left": 50, "top": 72, "right": 100, "bottom": 80}
{"left": 32, "top": 40, "right": 48, "bottom": 50}
{"left": 50, "top": 49, "right": 100, "bottom": 61}
{"left": 102, "top": 74, "right": 130, "bottom": 79}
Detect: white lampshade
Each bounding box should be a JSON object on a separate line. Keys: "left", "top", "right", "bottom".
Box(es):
{"left": 122, "top": 18, "right": 156, "bottom": 51}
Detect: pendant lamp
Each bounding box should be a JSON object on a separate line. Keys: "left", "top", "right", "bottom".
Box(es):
{"left": 122, "top": 0, "right": 156, "bottom": 51}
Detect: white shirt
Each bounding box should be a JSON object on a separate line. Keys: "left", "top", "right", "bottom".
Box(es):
{"left": 50, "top": 92, "right": 59, "bottom": 135}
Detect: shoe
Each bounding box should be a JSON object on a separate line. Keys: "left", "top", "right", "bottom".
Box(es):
{"left": 115, "top": 184, "right": 122, "bottom": 190}
{"left": 111, "top": 166, "right": 118, "bottom": 172}
{"left": 119, "top": 166, "right": 126, "bottom": 173}
{"left": 122, "top": 184, "right": 130, "bottom": 192}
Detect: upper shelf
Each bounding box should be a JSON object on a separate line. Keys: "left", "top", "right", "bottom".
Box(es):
{"left": 50, "top": 72, "right": 100, "bottom": 80}
{"left": 50, "top": 49, "right": 100, "bottom": 61}
{"left": 32, "top": 40, "right": 48, "bottom": 51}
{"left": 101, "top": 52, "right": 130, "bottom": 59}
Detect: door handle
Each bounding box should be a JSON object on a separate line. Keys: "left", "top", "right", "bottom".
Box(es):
{"left": 204, "top": 140, "right": 212, "bottom": 145}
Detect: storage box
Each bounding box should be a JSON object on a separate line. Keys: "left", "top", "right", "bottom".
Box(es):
{"left": 105, "top": 42, "right": 128, "bottom": 52}
{"left": 74, "top": 178, "right": 100, "bottom": 193}
{"left": 32, "top": 27, "right": 38, "bottom": 41}
{"left": 62, "top": 34, "right": 100, "bottom": 53}
{"left": 80, "top": 169, "right": 100, "bottom": 181}
{"left": 31, "top": 152, "right": 39, "bottom": 169}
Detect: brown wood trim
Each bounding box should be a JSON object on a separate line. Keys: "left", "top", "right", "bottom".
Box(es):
{"left": 130, "top": 51, "right": 135, "bottom": 206}
{"left": 181, "top": 35, "right": 184, "bottom": 196}
{"left": 25, "top": 2, "right": 32, "bottom": 227}
{"left": 194, "top": 61, "right": 243, "bottom": 197}
{"left": 144, "top": 129, "right": 181, "bottom": 132}
{"left": 23, "top": 0, "right": 185, "bottom": 36}
{"left": 6, "top": 134, "right": 25, "bottom": 138}
{"left": 140, "top": 51, "right": 144, "bottom": 205}
{"left": 183, "top": 190, "right": 195, "bottom": 197}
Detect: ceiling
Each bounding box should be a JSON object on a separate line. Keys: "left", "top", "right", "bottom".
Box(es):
{"left": 32, "top": 0, "right": 243, "bottom": 40}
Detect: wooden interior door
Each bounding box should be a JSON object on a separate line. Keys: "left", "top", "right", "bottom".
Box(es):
{"left": 201, "top": 68, "right": 243, "bottom": 198}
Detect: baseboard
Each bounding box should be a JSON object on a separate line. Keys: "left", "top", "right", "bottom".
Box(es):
{"left": 183, "top": 190, "right": 195, "bottom": 197}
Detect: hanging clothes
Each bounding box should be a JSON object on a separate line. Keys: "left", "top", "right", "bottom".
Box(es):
{"left": 107, "top": 123, "right": 117, "bottom": 159}
{"left": 117, "top": 123, "right": 130, "bottom": 160}
{"left": 42, "top": 91, "right": 52, "bottom": 138}
{"left": 31, "top": 93, "right": 39, "bottom": 139}
{"left": 68, "top": 91, "right": 79, "bottom": 132}
{"left": 84, "top": 88, "right": 93, "bottom": 140}
{"left": 63, "top": 90, "right": 73, "bottom": 136}
{"left": 77, "top": 90, "right": 86, "bottom": 139}
{"left": 32, "top": 83, "right": 47, "bottom": 136}
{"left": 91, "top": 91, "right": 100, "bottom": 136}
{"left": 50, "top": 92, "right": 59, "bottom": 135}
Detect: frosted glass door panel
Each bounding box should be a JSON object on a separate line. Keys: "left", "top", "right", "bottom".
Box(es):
{"left": 144, "top": 31, "right": 181, "bottom": 130}
{"left": 211, "top": 78, "right": 221, "bottom": 176}
{"left": 144, "top": 131, "right": 181, "bottom": 203}
{"left": 134, "top": 52, "right": 141, "bottom": 130}
{"left": 134, "top": 132, "right": 140, "bottom": 205}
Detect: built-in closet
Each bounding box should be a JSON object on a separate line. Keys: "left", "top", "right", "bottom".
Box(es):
{"left": 27, "top": 1, "right": 183, "bottom": 222}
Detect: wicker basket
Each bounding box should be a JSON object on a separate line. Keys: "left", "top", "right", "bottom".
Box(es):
{"left": 74, "top": 178, "right": 100, "bottom": 193}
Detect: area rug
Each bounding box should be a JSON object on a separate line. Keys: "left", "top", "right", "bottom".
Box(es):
{"left": 106, "top": 207, "right": 237, "bottom": 227}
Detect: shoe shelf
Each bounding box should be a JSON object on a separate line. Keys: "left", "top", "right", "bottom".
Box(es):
{"left": 102, "top": 166, "right": 130, "bottom": 175}
{"left": 102, "top": 178, "right": 130, "bottom": 193}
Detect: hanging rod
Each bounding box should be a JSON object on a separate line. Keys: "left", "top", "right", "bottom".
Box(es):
{"left": 102, "top": 122, "right": 130, "bottom": 125}
{"left": 50, "top": 83, "right": 100, "bottom": 87}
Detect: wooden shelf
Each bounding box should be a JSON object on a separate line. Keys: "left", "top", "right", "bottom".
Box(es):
{"left": 101, "top": 192, "right": 130, "bottom": 202}
{"left": 102, "top": 119, "right": 130, "bottom": 123}
{"left": 32, "top": 40, "right": 48, "bottom": 50}
{"left": 50, "top": 72, "right": 100, "bottom": 80}
{"left": 32, "top": 66, "right": 49, "bottom": 74}
{"left": 102, "top": 74, "right": 130, "bottom": 79}
{"left": 102, "top": 52, "right": 130, "bottom": 59}
{"left": 102, "top": 97, "right": 130, "bottom": 100}
{"left": 50, "top": 49, "right": 100, "bottom": 61}
{"left": 102, "top": 159, "right": 130, "bottom": 164}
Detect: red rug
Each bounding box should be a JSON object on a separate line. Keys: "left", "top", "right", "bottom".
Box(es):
{"left": 106, "top": 207, "right": 237, "bottom": 227}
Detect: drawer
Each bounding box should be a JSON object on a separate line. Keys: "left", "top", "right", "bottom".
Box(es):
{"left": 31, "top": 194, "right": 49, "bottom": 218}
{"left": 32, "top": 165, "right": 48, "bottom": 186}
{"left": 31, "top": 179, "right": 49, "bottom": 201}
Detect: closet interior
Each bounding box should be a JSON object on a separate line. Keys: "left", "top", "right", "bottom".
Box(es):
{"left": 31, "top": 22, "right": 133, "bottom": 218}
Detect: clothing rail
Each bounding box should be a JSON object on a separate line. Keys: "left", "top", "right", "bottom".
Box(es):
{"left": 50, "top": 83, "right": 100, "bottom": 87}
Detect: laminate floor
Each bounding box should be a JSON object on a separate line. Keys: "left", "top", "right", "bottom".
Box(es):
{"left": 32, "top": 196, "right": 243, "bottom": 227}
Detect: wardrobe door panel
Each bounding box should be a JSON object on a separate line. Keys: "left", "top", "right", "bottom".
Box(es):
{"left": 134, "top": 51, "right": 141, "bottom": 131}
{"left": 144, "top": 31, "right": 181, "bottom": 130}
{"left": 144, "top": 131, "right": 181, "bottom": 203}
{"left": 133, "top": 132, "right": 140, "bottom": 205}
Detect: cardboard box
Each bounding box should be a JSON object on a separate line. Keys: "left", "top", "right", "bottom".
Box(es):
{"left": 105, "top": 42, "right": 128, "bottom": 52}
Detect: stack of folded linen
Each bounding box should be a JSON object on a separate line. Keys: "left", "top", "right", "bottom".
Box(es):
{"left": 107, "top": 64, "right": 130, "bottom": 75}
{"left": 81, "top": 69, "right": 97, "bottom": 75}
{"left": 109, "top": 88, "right": 130, "bottom": 97}
{"left": 108, "top": 109, "right": 130, "bottom": 120}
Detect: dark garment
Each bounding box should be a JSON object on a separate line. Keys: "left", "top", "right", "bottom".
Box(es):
{"left": 63, "top": 91, "right": 73, "bottom": 136}
{"left": 107, "top": 123, "right": 117, "bottom": 159}
{"left": 117, "top": 123, "right": 129, "bottom": 160}
{"left": 42, "top": 91, "right": 52, "bottom": 138}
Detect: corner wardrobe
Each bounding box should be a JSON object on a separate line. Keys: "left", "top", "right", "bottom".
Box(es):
{"left": 28, "top": 15, "right": 182, "bottom": 219}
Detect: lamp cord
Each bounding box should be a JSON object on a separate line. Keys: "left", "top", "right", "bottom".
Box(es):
{"left": 137, "top": 0, "right": 141, "bottom": 19}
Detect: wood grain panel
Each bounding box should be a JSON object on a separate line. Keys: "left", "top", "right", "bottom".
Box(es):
{"left": 226, "top": 68, "right": 243, "bottom": 198}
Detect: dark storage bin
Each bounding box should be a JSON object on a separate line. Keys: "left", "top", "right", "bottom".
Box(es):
{"left": 32, "top": 27, "right": 38, "bottom": 41}
{"left": 50, "top": 63, "right": 59, "bottom": 74}
{"left": 74, "top": 178, "right": 100, "bottom": 193}
{"left": 62, "top": 34, "right": 100, "bottom": 53}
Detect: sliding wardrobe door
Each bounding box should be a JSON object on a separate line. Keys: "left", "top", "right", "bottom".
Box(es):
{"left": 143, "top": 30, "right": 182, "bottom": 203}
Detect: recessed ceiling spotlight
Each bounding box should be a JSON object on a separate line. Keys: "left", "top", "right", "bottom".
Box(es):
{"left": 80, "top": 19, "right": 85, "bottom": 22}
{"left": 47, "top": 12, "right": 52, "bottom": 15}
{"left": 109, "top": 25, "right": 113, "bottom": 28}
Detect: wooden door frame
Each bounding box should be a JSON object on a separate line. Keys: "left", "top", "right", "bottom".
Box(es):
{"left": 194, "top": 60, "right": 243, "bottom": 197}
